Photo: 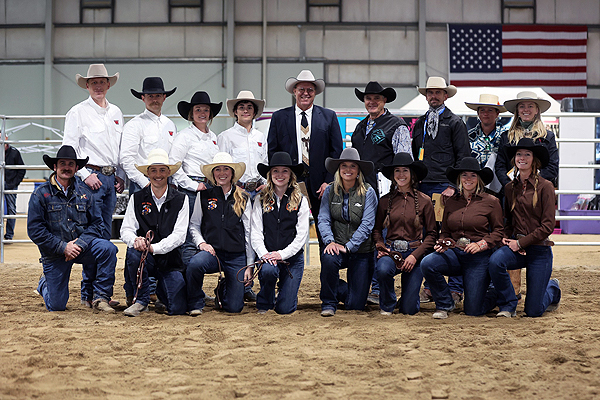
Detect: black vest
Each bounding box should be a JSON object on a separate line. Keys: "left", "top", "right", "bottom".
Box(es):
{"left": 262, "top": 188, "right": 302, "bottom": 254}
{"left": 200, "top": 186, "right": 247, "bottom": 252}
{"left": 133, "top": 186, "right": 186, "bottom": 272}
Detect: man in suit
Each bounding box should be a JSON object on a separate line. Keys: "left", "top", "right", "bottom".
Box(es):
{"left": 267, "top": 70, "right": 343, "bottom": 242}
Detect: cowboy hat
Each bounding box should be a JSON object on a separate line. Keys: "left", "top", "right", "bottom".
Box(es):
{"left": 177, "top": 91, "right": 223, "bottom": 121}
{"left": 355, "top": 81, "right": 397, "bottom": 103}
{"left": 76, "top": 64, "right": 119, "bottom": 89}
{"left": 201, "top": 152, "right": 246, "bottom": 185}
{"left": 131, "top": 77, "right": 177, "bottom": 99}
{"left": 446, "top": 157, "right": 494, "bottom": 186}
{"left": 381, "top": 152, "right": 428, "bottom": 183}
{"left": 504, "top": 138, "right": 550, "bottom": 169}
{"left": 503, "top": 91, "right": 551, "bottom": 114}
{"left": 135, "top": 149, "right": 181, "bottom": 177}
{"left": 417, "top": 77, "right": 457, "bottom": 98}
{"left": 464, "top": 93, "right": 506, "bottom": 113}
{"left": 226, "top": 90, "right": 266, "bottom": 119}
{"left": 43, "top": 145, "right": 89, "bottom": 170}
{"left": 325, "top": 147, "right": 374, "bottom": 176}
{"left": 257, "top": 151, "right": 304, "bottom": 179}
{"left": 285, "top": 70, "right": 326, "bottom": 95}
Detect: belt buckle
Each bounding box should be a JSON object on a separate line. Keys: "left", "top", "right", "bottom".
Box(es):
{"left": 392, "top": 240, "right": 409, "bottom": 252}
{"left": 101, "top": 166, "right": 115, "bottom": 176}
{"left": 245, "top": 182, "right": 257, "bottom": 192}
{"left": 456, "top": 237, "right": 471, "bottom": 249}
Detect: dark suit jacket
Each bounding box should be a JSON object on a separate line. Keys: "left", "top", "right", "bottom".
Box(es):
{"left": 267, "top": 105, "right": 343, "bottom": 200}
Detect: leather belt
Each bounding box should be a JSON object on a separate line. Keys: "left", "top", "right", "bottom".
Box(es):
{"left": 87, "top": 164, "right": 115, "bottom": 176}
{"left": 436, "top": 237, "right": 471, "bottom": 251}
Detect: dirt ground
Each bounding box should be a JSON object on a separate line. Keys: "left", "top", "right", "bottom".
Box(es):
{"left": 1, "top": 221, "right": 600, "bottom": 400}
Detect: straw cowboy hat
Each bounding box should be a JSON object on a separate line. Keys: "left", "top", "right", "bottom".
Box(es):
{"left": 131, "top": 77, "right": 176, "bottom": 99}
{"left": 177, "top": 91, "right": 223, "bottom": 121}
{"left": 446, "top": 157, "right": 494, "bottom": 186}
{"left": 504, "top": 138, "right": 550, "bottom": 169}
{"left": 381, "top": 152, "right": 428, "bottom": 183}
{"left": 76, "top": 64, "right": 119, "bottom": 89}
{"left": 257, "top": 151, "right": 305, "bottom": 179}
{"left": 226, "top": 90, "right": 266, "bottom": 118}
{"left": 285, "top": 70, "right": 326, "bottom": 95}
{"left": 135, "top": 149, "right": 181, "bottom": 177}
{"left": 355, "top": 81, "right": 397, "bottom": 103}
{"left": 325, "top": 147, "right": 374, "bottom": 176}
{"left": 43, "top": 145, "right": 89, "bottom": 170}
{"left": 465, "top": 93, "right": 506, "bottom": 113}
{"left": 417, "top": 77, "right": 457, "bottom": 98}
{"left": 503, "top": 91, "right": 551, "bottom": 114}
{"left": 201, "top": 152, "right": 246, "bottom": 185}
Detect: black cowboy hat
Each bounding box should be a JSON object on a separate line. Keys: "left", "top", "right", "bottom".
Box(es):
{"left": 355, "top": 81, "right": 397, "bottom": 103}
{"left": 43, "top": 145, "right": 89, "bottom": 170}
{"left": 446, "top": 157, "right": 494, "bottom": 186}
{"left": 381, "top": 152, "right": 428, "bottom": 183}
{"left": 505, "top": 138, "right": 550, "bottom": 169}
{"left": 177, "top": 91, "right": 223, "bottom": 121}
{"left": 325, "top": 147, "right": 374, "bottom": 176}
{"left": 257, "top": 152, "right": 305, "bottom": 179}
{"left": 131, "top": 77, "right": 177, "bottom": 99}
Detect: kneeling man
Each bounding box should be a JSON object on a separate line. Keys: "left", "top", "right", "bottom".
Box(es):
{"left": 28, "top": 145, "right": 118, "bottom": 312}
{"left": 120, "top": 149, "right": 188, "bottom": 316}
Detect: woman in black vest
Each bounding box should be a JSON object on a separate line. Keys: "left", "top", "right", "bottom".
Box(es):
{"left": 318, "top": 147, "right": 377, "bottom": 317}
{"left": 186, "top": 152, "right": 252, "bottom": 314}
{"left": 250, "top": 152, "right": 310, "bottom": 314}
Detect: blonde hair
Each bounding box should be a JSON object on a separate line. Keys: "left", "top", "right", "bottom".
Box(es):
{"left": 260, "top": 169, "right": 302, "bottom": 213}
{"left": 507, "top": 103, "right": 547, "bottom": 144}
{"left": 510, "top": 156, "right": 542, "bottom": 211}
{"left": 212, "top": 166, "right": 247, "bottom": 217}
{"left": 456, "top": 174, "right": 485, "bottom": 197}
{"left": 332, "top": 169, "right": 367, "bottom": 197}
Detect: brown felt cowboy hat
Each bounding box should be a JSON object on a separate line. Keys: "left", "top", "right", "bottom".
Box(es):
{"left": 43, "top": 145, "right": 88, "bottom": 170}
{"left": 76, "top": 64, "right": 119, "bottom": 89}
{"left": 465, "top": 93, "right": 506, "bottom": 113}
{"left": 325, "top": 147, "right": 374, "bottom": 176}
{"left": 417, "top": 77, "right": 457, "bottom": 98}
{"left": 355, "top": 81, "right": 397, "bottom": 103}
{"left": 381, "top": 152, "right": 428, "bottom": 183}
{"left": 131, "top": 77, "right": 176, "bottom": 99}
{"left": 446, "top": 157, "right": 494, "bottom": 186}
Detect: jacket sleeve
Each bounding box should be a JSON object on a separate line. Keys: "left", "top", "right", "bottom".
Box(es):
{"left": 6, "top": 147, "right": 26, "bottom": 188}
{"left": 267, "top": 111, "right": 281, "bottom": 160}
{"left": 326, "top": 110, "right": 343, "bottom": 183}
{"left": 372, "top": 195, "right": 387, "bottom": 248}
{"left": 411, "top": 118, "right": 424, "bottom": 160}
{"left": 27, "top": 191, "right": 67, "bottom": 257}
{"left": 451, "top": 117, "right": 471, "bottom": 166}
{"left": 539, "top": 130, "right": 559, "bottom": 184}
{"left": 494, "top": 132, "right": 511, "bottom": 188}
{"left": 412, "top": 195, "right": 437, "bottom": 261}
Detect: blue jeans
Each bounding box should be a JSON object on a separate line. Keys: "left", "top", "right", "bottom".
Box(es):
{"left": 186, "top": 250, "right": 246, "bottom": 313}
{"left": 376, "top": 249, "right": 423, "bottom": 315}
{"left": 320, "top": 251, "right": 374, "bottom": 312}
{"left": 488, "top": 245, "right": 560, "bottom": 317}
{"left": 257, "top": 252, "right": 304, "bottom": 314}
{"left": 4, "top": 192, "right": 16, "bottom": 239}
{"left": 421, "top": 248, "right": 491, "bottom": 316}
{"left": 37, "top": 238, "right": 117, "bottom": 311}
{"left": 125, "top": 248, "right": 186, "bottom": 315}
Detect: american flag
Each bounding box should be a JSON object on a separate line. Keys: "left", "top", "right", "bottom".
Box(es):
{"left": 448, "top": 24, "right": 588, "bottom": 100}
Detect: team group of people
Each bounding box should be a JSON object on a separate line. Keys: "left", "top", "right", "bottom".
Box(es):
{"left": 27, "top": 63, "right": 561, "bottom": 319}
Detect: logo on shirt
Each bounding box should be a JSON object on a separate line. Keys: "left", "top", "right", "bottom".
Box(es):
{"left": 354, "top": 203, "right": 363, "bottom": 207}
{"left": 286, "top": 202, "right": 298, "bottom": 212}
{"left": 213, "top": 141, "right": 217, "bottom": 145}
{"left": 80, "top": 194, "right": 87, "bottom": 200}
{"left": 169, "top": 131, "right": 174, "bottom": 136}
{"left": 370, "top": 129, "right": 385, "bottom": 144}
{"left": 114, "top": 120, "right": 119, "bottom": 125}
{"left": 258, "top": 142, "right": 263, "bottom": 147}
{"left": 208, "top": 198, "right": 218, "bottom": 210}
{"left": 44, "top": 192, "right": 50, "bottom": 198}
{"left": 141, "top": 202, "right": 152, "bottom": 215}
{"left": 265, "top": 199, "right": 274, "bottom": 213}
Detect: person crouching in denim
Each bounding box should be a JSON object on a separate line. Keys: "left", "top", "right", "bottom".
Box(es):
{"left": 373, "top": 153, "right": 436, "bottom": 316}
{"left": 28, "top": 145, "right": 118, "bottom": 312}
{"left": 120, "top": 149, "right": 188, "bottom": 317}
{"left": 318, "top": 147, "right": 378, "bottom": 317}
{"left": 488, "top": 138, "right": 561, "bottom": 318}
{"left": 420, "top": 157, "right": 503, "bottom": 319}
{"left": 250, "top": 152, "right": 310, "bottom": 315}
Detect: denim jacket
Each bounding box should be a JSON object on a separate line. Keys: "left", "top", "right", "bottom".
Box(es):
{"left": 27, "top": 174, "right": 104, "bottom": 260}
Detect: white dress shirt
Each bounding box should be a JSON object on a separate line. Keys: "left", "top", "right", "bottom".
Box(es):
{"left": 217, "top": 122, "right": 268, "bottom": 183}
{"left": 295, "top": 105, "right": 313, "bottom": 163}
{"left": 62, "top": 96, "right": 125, "bottom": 181}
{"left": 251, "top": 194, "right": 309, "bottom": 260}
{"left": 120, "top": 109, "right": 177, "bottom": 188}
{"left": 189, "top": 187, "right": 254, "bottom": 265}
{"left": 120, "top": 187, "right": 189, "bottom": 255}
{"left": 169, "top": 124, "right": 219, "bottom": 191}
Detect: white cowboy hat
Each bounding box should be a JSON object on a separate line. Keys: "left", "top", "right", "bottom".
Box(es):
{"left": 201, "top": 152, "right": 246, "bottom": 185}
{"left": 76, "top": 64, "right": 119, "bottom": 89}
{"left": 417, "top": 76, "right": 457, "bottom": 98}
{"left": 503, "top": 91, "right": 551, "bottom": 114}
{"left": 285, "top": 70, "right": 326, "bottom": 95}
{"left": 226, "top": 90, "right": 266, "bottom": 118}
{"left": 135, "top": 149, "right": 181, "bottom": 177}
{"left": 465, "top": 93, "right": 507, "bottom": 113}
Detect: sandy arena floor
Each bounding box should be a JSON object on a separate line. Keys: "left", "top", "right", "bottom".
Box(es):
{"left": 1, "top": 221, "right": 600, "bottom": 399}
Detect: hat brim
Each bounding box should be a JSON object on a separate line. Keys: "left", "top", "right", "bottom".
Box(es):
{"left": 131, "top": 87, "right": 177, "bottom": 100}
{"left": 504, "top": 144, "right": 550, "bottom": 169}
{"left": 504, "top": 98, "right": 551, "bottom": 114}
{"left": 417, "top": 85, "right": 457, "bottom": 98}
{"left": 226, "top": 98, "right": 265, "bottom": 119}
{"left": 178, "top": 100, "right": 223, "bottom": 121}
{"left": 381, "top": 160, "right": 428, "bottom": 183}
{"left": 285, "top": 78, "right": 325, "bottom": 95}
{"left": 354, "top": 87, "right": 397, "bottom": 103}
{"left": 76, "top": 73, "right": 119, "bottom": 89}
{"left": 43, "top": 154, "right": 89, "bottom": 171}
{"left": 325, "top": 157, "right": 374, "bottom": 177}
{"left": 464, "top": 102, "right": 506, "bottom": 113}
{"left": 135, "top": 162, "right": 182, "bottom": 177}
{"left": 446, "top": 166, "right": 494, "bottom": 186}
{"left": 201, "top": 162, "right": 246, "bottom": 185}
{"left": 257, "top": 162, "right": 305, "bottom": 179}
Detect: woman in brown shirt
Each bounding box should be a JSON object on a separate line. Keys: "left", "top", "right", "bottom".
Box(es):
{"left": 488, "top": 138, "right": 561, "bottom": 317}
{"left": 420, "top": 157, "right": 503, "bottom": 319}
{"left": 373, "top": 153, "right": 437, "bottom": 315}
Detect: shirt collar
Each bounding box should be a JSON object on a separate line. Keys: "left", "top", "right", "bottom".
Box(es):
{"left": 50, "top": 173, "right": 72, "bottom": 194}
{"left": 87, "top": 96, "right": 110, "bottom": 114}
{"left": 143, "top": 108, "right": 162, "bottom": 121}
{"left": 151, "top": 186, "right": 169, "bottom": 203}
{"left": 233, "top": 122, "right": 252, "bottom": 133}
{"left": 295, "top": 105, "right": 313, "bottom": 117}
{"left": 191, "top": 124, "right": 212, "bottom": 140}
